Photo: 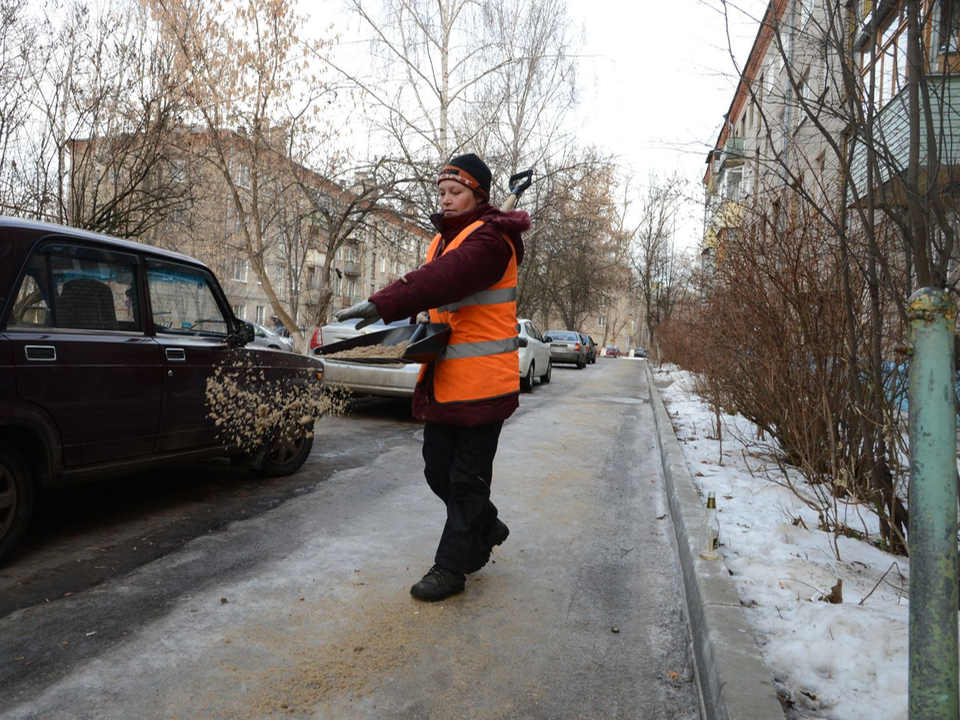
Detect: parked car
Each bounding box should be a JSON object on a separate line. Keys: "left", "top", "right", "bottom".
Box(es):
{"left": 544, "top": 329, "right": 587, "bottom": 369}
{"left": 250, "top": 321, "right": 295, "bottom": 352}
{"left": 312, "top": 318, "right": 421, "bottom": 399}
{"left": 580, "top": 334, "right": 598, "bottom": 364}
{"left": 603, "top": 345, "right": 622, "bottom": 358}
{"left": 0, "top": 217, "right": 325, "bottom": 562}
{"left": 518, "top": 318, "right": 552, "bottom": 392}
{"left": 633, "top": 347, "right": 649, "bottom": 358}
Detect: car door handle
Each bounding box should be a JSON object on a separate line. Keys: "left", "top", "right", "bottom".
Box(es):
{"left": 25, "top": 345, "right": 57, "bottom": 361}
{"left": 165, "top": 348, "right": 186, "bottom": 362}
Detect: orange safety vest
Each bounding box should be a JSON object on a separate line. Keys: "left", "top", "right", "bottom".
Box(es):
{"left": 418, "top": 220, "right": 519, "bottom": 404}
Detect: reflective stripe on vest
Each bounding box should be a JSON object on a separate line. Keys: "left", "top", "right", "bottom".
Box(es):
{"left": 420, "top": 220, "right": 519, "bottom": 404}
{"left": 437, "top": 286, "right": 518, "bottom": 314}
{"left": 441, "top": 336, "right": 520, "bottom": 360}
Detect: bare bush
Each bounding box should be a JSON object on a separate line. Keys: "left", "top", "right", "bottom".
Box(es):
{"left": 665, "top": 200, "right": 909, "bottom": 553}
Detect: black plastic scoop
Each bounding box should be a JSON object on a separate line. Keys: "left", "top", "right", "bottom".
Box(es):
{"left": 314, "top": 322, "right": 451, "bottom": 364}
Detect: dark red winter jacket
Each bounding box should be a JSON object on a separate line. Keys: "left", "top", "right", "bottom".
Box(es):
{"left": 370, "top": 203, "right": 530, "bottom": 426}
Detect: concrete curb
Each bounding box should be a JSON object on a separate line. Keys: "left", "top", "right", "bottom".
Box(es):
{"left": 645, "top": 363, "right": 784, "bottom": 720}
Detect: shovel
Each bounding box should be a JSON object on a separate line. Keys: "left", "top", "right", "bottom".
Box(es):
{"left": 502, "top": 169, "right": 533, "bottom": 211}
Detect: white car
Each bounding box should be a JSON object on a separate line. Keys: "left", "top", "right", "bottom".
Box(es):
{"left": 518, "top": 318, "right": 552, "bottom": 392}
{"left": 312, "top": 318, "right": 420, "bottom": 398}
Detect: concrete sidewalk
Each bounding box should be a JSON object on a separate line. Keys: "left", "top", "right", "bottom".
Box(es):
{"left": 645, "top": 363, "right": 784, "bottom": 720}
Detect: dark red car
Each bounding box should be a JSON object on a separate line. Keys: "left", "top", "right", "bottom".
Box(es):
{"left": 0, "top": 217, "right": 325, "bottom": 562}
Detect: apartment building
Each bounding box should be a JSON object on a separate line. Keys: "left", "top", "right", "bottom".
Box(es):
{"left": 68, "top": 127, "right": 430, "bottom": 340}
{"left": 705, "top": 0, "right": 960, "bottom": 270}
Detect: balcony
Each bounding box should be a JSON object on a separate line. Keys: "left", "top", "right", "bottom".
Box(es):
{"left": 720, "top": 137, "right": 745, "bottom": 170}
{"left": 343, "top": 260, "right": 360, "bottom": 276}
{"left": 848, "top": 75, "right": 960, "bottom": 204}
{"left": 725, "top": 136, "right": 745, "bottom": 157}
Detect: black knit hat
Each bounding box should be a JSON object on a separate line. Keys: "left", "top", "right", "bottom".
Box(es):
{"left": 437, "top": 153, "right": 491, "bottom": 200}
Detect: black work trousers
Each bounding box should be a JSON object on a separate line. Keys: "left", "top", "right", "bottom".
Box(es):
{"left": 422, "top": 420, "right": 503, "bottom": 574}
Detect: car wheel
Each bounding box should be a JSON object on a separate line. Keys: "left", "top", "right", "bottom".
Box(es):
{"left": 0, "top": 441, "right": 34, "bottom": 563}
{"left": 541, "top": 360, "right": 552, "bottom": 384}
{"left": 520, "top": 362, "right": 534, "bottom": 393}
{"left": 577, "top": 358, "right": 585, "bottom": 369}
{"left": 254, "top": 430, "right": 314, "bottom": 478}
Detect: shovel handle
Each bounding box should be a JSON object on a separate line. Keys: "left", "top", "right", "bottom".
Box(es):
{"left": 410, "top": 322, "right": 427, "bottom": 344}
{"left": 501, "top": 169, "right": 533, "bottom": 211}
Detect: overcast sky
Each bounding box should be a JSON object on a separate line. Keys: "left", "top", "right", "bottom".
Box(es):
{"left": 313, "top": 0, "right": 769, "bottom": 250}
{"left": 564, "top": 0, "right": 769, "bottom": 248}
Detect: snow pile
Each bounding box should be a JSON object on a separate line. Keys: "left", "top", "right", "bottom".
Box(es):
{"left": 656, "top": 366, "right": 911, "bottom": 720}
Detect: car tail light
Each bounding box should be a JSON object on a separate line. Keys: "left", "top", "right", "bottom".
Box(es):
{"left": 309, "top": 327, "right": 322, "bottom": 350}
{"left": 575, "top": 342, "right": 581, "bottom": 351}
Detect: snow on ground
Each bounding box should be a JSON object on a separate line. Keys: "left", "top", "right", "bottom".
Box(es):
{"left": 654, "top": 365, "right": 911, "bottom": 720}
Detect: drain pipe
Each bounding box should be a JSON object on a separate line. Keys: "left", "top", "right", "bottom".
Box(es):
{"left": 907, "top": 287, "right": 959, "bottom": 720}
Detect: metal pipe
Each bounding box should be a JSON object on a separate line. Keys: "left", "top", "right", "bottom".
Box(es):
{"left": 908, "top": 287, "right": 959, "bottom": 720}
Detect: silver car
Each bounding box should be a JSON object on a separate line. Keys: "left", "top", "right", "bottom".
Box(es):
{"left": 518, "top": 318, "right": 552, "bottom": 392}
{"left": 313, "top": 318, "right": 420, "bottom": 399}
{"left": 249, "top": 322, "right": 294, "bottom": 352}
{"left": 544, "top": 329, "right": 587, "bottom": 369}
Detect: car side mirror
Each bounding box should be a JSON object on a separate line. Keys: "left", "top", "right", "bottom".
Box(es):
{"left": 229, "top": 320, "right": 256, "bottom": 346}
{"left": 543, "top": 335, "right": 552, "bottom": 343}
{"left": 518, "top": 337, "right": 528, "bottom": 348}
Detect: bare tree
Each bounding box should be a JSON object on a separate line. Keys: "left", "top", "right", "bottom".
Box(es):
{"left": 144, "top": 0, "right": 364, "bottom": 346}
{"left": 531, "top": 149, "right": 625, "bottom": 330}
{"left": 630, "top": 173, "right": 690, "bottom": 356}
{"left": 0, "top": 0, "right": 195, "bottom": 233}
{"left": 65, "top": 2, "right": 197, "bottom": 237}
{"left": 0, "top": 0, "right": 36, "bottom": 215}
{"left": 336, "top": 0, "right": 582, "bottom": 217}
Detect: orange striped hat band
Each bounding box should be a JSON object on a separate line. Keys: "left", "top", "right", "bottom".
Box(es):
{"left": 437, "top": 166, "right": 489, "bottom": 198}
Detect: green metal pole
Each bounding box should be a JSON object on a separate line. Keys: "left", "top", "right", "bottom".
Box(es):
{"left": 908, "top": 287, "right": 959, "bottom": 720}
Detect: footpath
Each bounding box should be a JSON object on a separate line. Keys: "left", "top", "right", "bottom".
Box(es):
{"left": 4, "top": 359, "right": 778, "bottom": 719}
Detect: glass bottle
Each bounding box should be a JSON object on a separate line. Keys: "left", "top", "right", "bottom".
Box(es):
{"left": 698, "top": 491, "right": 720, "bottom": 560}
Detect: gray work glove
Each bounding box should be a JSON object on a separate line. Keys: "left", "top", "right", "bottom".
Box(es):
{"left": 334, "top": 300, "right": 380, "bottom": 329}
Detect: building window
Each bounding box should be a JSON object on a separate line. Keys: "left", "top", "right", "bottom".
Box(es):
{"left": 799, "top": 0, "right": 815, "bottom": 31}
{"left": 861, "top": 8, "right": 906, "bottom": 109}
{"left": 598, "top": 316, "right": 605, "bottom": 327}
{"left": 227, "top": 203, "right": 241, "bottom": 233}
{"left": 724, "top": 168, "right": 743, "bottom": 201}
{"left": 233, "top": 257, "right": 247, "bottom": 282}
{"left": 256, "top": 305, "right": 265, "bottom": 324}
{"left": 940, "top": 0, "right": 960, "bottom": 54}
{"left": 236, "top": 304, "right": 246, "bottom": 320}
{"left": 231, "top": 160, "right": 251, "bottom": 189}
{"left": 380, "top": 257, "right": 387, "bottom": 273}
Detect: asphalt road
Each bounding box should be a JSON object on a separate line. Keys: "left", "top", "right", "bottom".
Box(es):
{"left": 1, "top": 358, "right": 701, "bottom": 720}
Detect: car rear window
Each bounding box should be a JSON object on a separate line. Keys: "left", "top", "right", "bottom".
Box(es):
{"left": 9, "top": 244, "right": 142, "bottom": 332}
{"left": 547, "top": 331, "right": 577, "bottom": 341}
